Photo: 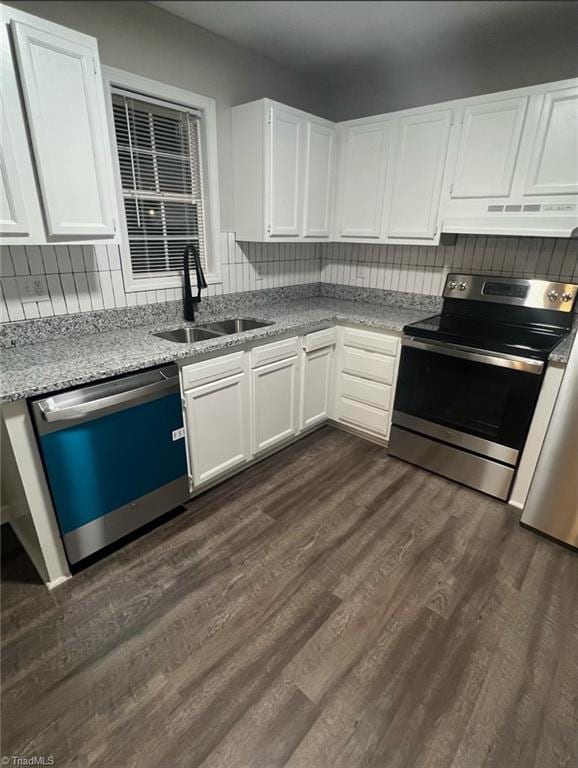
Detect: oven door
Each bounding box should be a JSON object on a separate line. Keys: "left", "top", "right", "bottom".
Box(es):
{"left": 392, "top": 339, "right": 544, "bottom": 464}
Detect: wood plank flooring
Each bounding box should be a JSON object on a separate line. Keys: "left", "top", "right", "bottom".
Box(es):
{"left": 1, "top": 426, "right": 577, "bottom": 768}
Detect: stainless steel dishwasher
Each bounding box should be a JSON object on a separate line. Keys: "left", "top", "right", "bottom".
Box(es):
{"left": 31, "top": 365, "right": 189, "bottom": 564}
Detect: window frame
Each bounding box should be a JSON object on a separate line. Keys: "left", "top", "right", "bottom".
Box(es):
{"left": 102, "top": 66, "right": 221, "bottom": 292}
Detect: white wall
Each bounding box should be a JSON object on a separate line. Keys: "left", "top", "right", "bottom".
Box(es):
{"left": 6, "top": 0, "right": 329, "bottom": 230}
{"left": 320, "top": 237, "right": 578, "bottom": 295}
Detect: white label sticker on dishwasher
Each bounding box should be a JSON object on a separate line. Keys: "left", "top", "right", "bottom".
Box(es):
{"left": 172, "top": 427, "right": 185, "bottom": 441}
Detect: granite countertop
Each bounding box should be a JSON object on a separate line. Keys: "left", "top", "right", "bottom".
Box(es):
{"left": 1, "top": 294, "right": 574, "bottom": 404}
{"left": 549, "top": 319, "right": 577, "bottom": 365}
{"left": 0, "top": 297, "right": 434, "bottom": 403}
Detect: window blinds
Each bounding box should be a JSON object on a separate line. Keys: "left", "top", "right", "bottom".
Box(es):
{"left": 111, "top": 92, "right": 206, "bottom": 276}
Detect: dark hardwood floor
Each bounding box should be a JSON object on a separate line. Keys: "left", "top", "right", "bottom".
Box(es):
{"left": 1, "top": 426, "right": 577, "bottom": 768}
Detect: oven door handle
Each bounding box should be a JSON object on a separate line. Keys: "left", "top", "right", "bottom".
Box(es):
{"left": 402, "top": 337, "right": 544, "bottom": 375}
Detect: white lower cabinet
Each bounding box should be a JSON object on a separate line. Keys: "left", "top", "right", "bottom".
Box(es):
{"left": 252, "top": 355, "right": 300, "bottom": 454}
{"left": 340, "top": 373, "right": 392, "bottom": 411}
{"left": 342, "top": 346, "right": 396, "bottom": 384}
{"left": 300, "top": 345, "right": 334, "bottom": 429}
{"left": 181, "top": 325, "right": 401, "bottom": 489}
{"left": 334, "top": 326, "right": 400, "bottom": 441}
{"left": 184, "top": 362, "right": 251, "bottom": 487}
{"left": 336, "top": 396, "right": 391, "bottom": 436}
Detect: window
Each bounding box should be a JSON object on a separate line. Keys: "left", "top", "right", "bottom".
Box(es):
{"left": 103, "top": 69, "right": 221, "bottom": 291}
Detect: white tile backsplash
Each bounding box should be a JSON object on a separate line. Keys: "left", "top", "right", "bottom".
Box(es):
{"left": 319, "top": 236, "right": 578, "bottom": 295}
{"left": 1, "top": 234, "right": 576, "bottom": 323}
{"left": 0, "top": 234, "right": 320, "bottom": 322}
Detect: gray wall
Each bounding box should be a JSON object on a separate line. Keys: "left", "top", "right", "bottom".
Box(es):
{"left": 319, "top": 1, "right": 578, "bottom": 120}
{"left": 7, "top": 0, "right": 329, "bottom": 230}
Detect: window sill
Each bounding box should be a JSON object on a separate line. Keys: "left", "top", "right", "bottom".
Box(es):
{"left": 124, "top": 271, "right": 221, "bottom": 293}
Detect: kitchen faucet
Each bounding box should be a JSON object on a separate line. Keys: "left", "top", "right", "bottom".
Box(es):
{"left": 183, "top": 242, "right": 207, "bottom": 322}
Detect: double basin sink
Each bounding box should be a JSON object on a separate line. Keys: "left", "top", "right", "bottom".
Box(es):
{"left": 154, "top": 317, "right": 274, "bottom": 344}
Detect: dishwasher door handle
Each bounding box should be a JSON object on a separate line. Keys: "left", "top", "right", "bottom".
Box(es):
{"left": 38, "top": 376, "right": 177, "bottom": 423}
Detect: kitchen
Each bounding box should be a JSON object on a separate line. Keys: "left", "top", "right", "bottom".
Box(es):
{"left": 1, "top": 0, "right": 577, "bottom": 765}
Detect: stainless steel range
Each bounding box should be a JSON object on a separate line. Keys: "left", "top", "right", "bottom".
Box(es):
{"left": 388, "top": 273, "right": 577, "bottom": 500}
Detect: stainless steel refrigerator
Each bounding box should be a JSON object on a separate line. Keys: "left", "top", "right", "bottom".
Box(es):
{"left": 521, "top": 335, "right": 578, "bottom": 548}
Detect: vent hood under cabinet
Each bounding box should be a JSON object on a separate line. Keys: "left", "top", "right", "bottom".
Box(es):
{"left": 441, "top": 82, "right": 578, "bottom": 238}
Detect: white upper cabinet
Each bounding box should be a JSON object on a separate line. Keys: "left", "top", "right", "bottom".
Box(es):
{"left": 0, "top": 19, "right": 45, "bottom": 242}
{"left": 234, "top": 79, "right": 577, "bottom": 244}
{"left": 0, "top": 4, "right": 119, "bottom": 245}
{"left": 450, "top": 97, "right": 528, "bottom": 198}
{"left": 388, "top": 109, "right": 453, "bottom": 240}
{"left": 442, "top": 79, "right": 578, "bottom": 237}
{"left": 269, "top": 105, "right": 303, "bottom": 237}
{"left": 334, "top": 120, "right": 391, "bottom": 238}
{"left": 303, "top": 120, "right": 335, "bottom": 237}
{"left": 1, "top": 26, "right": 33, "bottom": 236}
{"left": 0, "top": 101, "right": 27, "bottom": 235}
{"left": 13, "top": 21, "right": 115, "bottom": 238}
{"left": 232, "top": 98, "right": 335, "bottom": 241}
{"left": 335, "top": 108, "right": 451, "bottom": 244}
{"left": 524, "top": 85, "right": 578, "bottom": 196}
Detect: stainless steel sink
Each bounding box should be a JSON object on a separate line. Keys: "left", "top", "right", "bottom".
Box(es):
{"left": 198, "top": 318, "right": 275, "bottom": 334}
{"left": 154, "top": 317, "right": 274, "bottom": 344}
{"left": 154, "top": 327, "right": 221, "bottom": 343}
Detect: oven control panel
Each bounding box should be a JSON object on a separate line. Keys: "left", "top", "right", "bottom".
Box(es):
{"left": 443, "top": 274, "right": 578, "bottom": 311}
{"left": 483, "top": 282, "right": 529, "bottom": 299}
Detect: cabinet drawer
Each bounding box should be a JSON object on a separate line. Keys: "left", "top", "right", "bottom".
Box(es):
{"left": 342, "top": 327, "right": 399, "bottom": 356}
{"left": 340, "top": 373, "right": 392, "bottom": 410}
{"left": 182, "top": 351, "right": 245, "bottom": 390}
{"left": 303, "top": 327, "right": 337, "bottom": 352}
{"left": 252, "top": 336, "right": 299, "bottom": 367}
{"left": 337, "top": 396, "right": 389, "bottom": 437}
{"left": 342, "top": 347, "right": 396, "bottom": 384}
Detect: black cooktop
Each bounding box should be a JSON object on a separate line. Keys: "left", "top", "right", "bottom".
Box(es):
{"left": 404, "top": 313, "right": 568, "bottom": 361}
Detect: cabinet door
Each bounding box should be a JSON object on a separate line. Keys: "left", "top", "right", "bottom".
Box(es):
{"left": 12, "top": 21, "right": 116, "bottom": 237}
{"left": 388, "top": 109, "right": 453, "bottom": 239}
{"left": 524, "top": 85, "right": 578, "bottom": 196}
{"left": 253, "top": 356, "right": 299, "bottom": 453}
{"left": 0, "top": 22, "right": 44, "bottom": 240}
{"left": 450, "top": 97, "right": 528, "bottom": 198}
{"left": 268, "top": 105, "right": 303, "bottom": 237}
{"left": 336, "top": 121, "right": 391, "bottom": 238}
{"left": 0, "top": 77, "right": 28, "bottom": 236}
{"left": 185, "top": 373, "right": 251, "bottom": 487}
{"left": 300, "top": 346, "right": 333, "bottom": 429}
{"left": 303, "top": 120, "right": 335, "bottom": 237}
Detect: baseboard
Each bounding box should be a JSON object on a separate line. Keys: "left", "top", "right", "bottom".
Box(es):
{"left": 329, "top": 419, "right": 389, "bottom": 448}
{"left": 47, "top": 574, "right": 72, "bottom": 590}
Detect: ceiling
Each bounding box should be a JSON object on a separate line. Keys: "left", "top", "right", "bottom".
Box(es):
{"left": 151, "top": 1, "right": 578, "bottom": 72}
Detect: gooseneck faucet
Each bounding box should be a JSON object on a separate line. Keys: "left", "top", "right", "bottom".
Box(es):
{"left": 183, "top": 242, "right": 207, "bottom": 322}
